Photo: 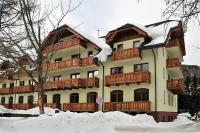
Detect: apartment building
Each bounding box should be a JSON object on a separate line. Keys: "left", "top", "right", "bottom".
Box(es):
{"left": 0, "top": 20, "right": 185, "bottom": 122}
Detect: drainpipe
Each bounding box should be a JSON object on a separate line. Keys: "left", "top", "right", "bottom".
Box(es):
{"left": 152, "top": 49, "right": 157, "bottom": 122}
{"left": 99, "top": 61, "right": 105, "bottom": 112}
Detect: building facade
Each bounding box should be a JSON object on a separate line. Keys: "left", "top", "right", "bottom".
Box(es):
{"left": 0, "top": 20, "right": 185, "bottom": 122}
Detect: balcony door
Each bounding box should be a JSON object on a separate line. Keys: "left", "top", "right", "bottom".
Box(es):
{"left": 110, "top": 90, "right": 123, "bottom": 102}
{"left": 28, "top": 95, "right": 34, "bottom": 109}
{"left": 87, "top": 92, "right": 97, "bottom": 103}
{"left": 134, "top": 88, "right": 149, "bottom": 101}
{"left": 8, "top": 96, "right": 13, "bottom": 109}
{"left": 53, "top": 94, "right": 61, "bottom": 109}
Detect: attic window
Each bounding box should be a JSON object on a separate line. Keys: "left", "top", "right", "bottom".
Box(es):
{"left": 133, "top": 41, "right": 140, "bottom": 48}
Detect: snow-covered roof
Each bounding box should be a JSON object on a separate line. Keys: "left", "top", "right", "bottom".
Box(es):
{"left": 59, "top": 24, "right": 112, "bottom": 62}
{"left": 117, "top": 20, "right": 180, "bottom": 47}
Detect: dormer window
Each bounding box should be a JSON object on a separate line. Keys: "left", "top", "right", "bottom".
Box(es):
{"left": 117, "top": 44, "right": 123, "bottom": 51}
{"left": 133, "top": 41, "right": 140, "bottom": 48}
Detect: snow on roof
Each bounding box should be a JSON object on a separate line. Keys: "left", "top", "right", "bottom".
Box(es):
{"left": 127, "top": 20, "right": 180, "bottom": 47}
{"left": 67, "top": 24, "right": 112, "bottom": 62}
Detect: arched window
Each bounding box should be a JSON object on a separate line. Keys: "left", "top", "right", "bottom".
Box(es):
{"left": 87, "top": 92, "right": 97, "bottom": 103}
{"left": 53, "top": 94, "right": 60, "bottom": 104}
{"left": 43, "top": 95, "right": 47, "bottom": 103}
{"left": 70, "top": 93, "right": 79, "bottom": 103}
{"left": 134, "top": 88, "right": 149, "bottom": 101}
{"left": 111, "top": 90, "right": 123, "bottom": 102}
{"left": 18, "top": 96, "right": 24, "bottom": 103}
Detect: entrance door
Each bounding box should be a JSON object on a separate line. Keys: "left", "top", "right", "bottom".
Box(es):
{"left": 28, "top": 95, "right": 34, "bottom": 109}
{"left": 8, "top": 97, "right": 13, "bottom": 109}
{"left": 53, "top": 94, "right": 61, "bottom": 110}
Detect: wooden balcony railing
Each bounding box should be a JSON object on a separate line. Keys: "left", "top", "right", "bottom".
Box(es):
{"left": 43, "top": 38, "right": 81, "bottom": 54}
{"left": 105, "top": 71, "right": 151, "bottom": 86}
{"left": 104, "top": 101, "right": 151, "bottom": 112}
{"left": 43, "top": 57, "right": 97, "bottom": 71}
{"left": 112, "top": 48, "right": 140, "bottom": 61}
{"left": 1, "top": 104, "right": 9, "bottom": 109}
{"left": 167, "top": 58, "right": 182, "bottom": 69}
{"left": 41, "top": 77, "right": 99, "bottom": 91}
{"left": 63, "top": 103, "right": 98, "bottom": 112}
{"left": 0, "top": 88, "right": 10, "bottom": 94}
{"left": 13, "top": 85, "right": 34, "bottom": 93}
{"left": 13, "top": 104, "right": 30, "bottom": 110}
{"left": 167, "top": 79, "right": 184, "bottom": 94}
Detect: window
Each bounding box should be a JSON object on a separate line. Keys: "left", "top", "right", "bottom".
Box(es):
{"left": 53, "top": 75, "right": 61, "bottom": 81}
{"left": 71, "top": 54, "right": 80, "bottom": 59}
{"left": 28, "top": 95, "right": 34, "bottom": 104}
{"left": 1, "top": 97, "right": 5, "bottom": 104}
{"left": 134, "top": 63, "right": 149, "bottom": 72}
{"left": 18, "top": 96, "right": 24, "bottom": 103}
{"left": 43, "top": 95, "right": 47, "bottom": 103}
{"left": 117, "top": 44, "right": 123, "bottom": 51}
{"left": 88, "top": 51, "right": 93, "bottom": 57}
{"left": 71, "top": 73, "right": 80, "bottom": 79}
{"left": 54, "top": 58, "right": 62, "bottom": 62}
{"left": 133, "top": 41, "right": 140, "bottom": 48}
{"left": 112, "top": 48, "right": 116, "bottom": 52}
{"left": 163, "top": 68, "right": 165, "bottom": 79}
{"left": 111, "top": 66, "right": 123, "bottom": 75}
{"left": 134, "top": 88, "right": 149, "bottom": 101}
{"left": 10, "top": 83, "right": 14, "bottom": 88}
{"left": 53, "top": 94, "right": 60, "bottom": 104}
{"left": 88, "top": 70, "right": 98, "bottom": 78}
{"left": 111, "top": 90, "right": 123, "bottom": 102}
{"left": 168, "top": 94, "right": 170, "bottom": 105}
{"left": 164, "top": 90, "right": 166, "bottom": 104}
{"left": 70, "top": 93, "right": 79, "bottom": 103}
{"left": 87, "top": 92, "right": 97, "bottom": 103}
{"left": 2, "top": 83, "right": 6, "bottom": 88}
{"left": 29, "top": 80, "right": 33, "bottom": 85}
{"left": 19, "top": 81, "right": 25, "bottom": 86}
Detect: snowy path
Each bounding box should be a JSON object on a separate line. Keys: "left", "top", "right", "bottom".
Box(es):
{"left": 115, "top": 123, "right": 200, "bottom": 133}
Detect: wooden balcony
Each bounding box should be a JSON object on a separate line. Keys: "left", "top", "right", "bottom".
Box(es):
{"left": 167, "top": 79, "right": 184, "bottom": 94}
{"left": 1, "top": 104, "right": 9, "bottom": 109}
{"left": 0, "top": 88, "right": 10, "bottom": 94}
{"left": 166, "top": 38, "right": 183, "bottom": 58}
{"left": 43, "top": 38, "right": 81, "bottom": 54}
{"left": 167, "top": 58, "right": 183, "bottom": 78}
{"left": 43, "top": 78, "right": 99, "bottom": 91}
{"left": 43, "top": 57, "right": 97, "bottom": 71}
{"left": 13, "top": 104, "right": 30, "bottom": 110}
{"left": 13, "top": 85, "right": 34, "bottom": 93}
{"left": 112, "top": 48, "right": 140, "bottom": 61}
{"left": 105, "top": 71, "right": 151, "bottom": 86}
{"left": 63, "top": 103, "right": 98, "bottom": 112}
{"left": 104, "top": 101, "right": 151, "bottom": 112}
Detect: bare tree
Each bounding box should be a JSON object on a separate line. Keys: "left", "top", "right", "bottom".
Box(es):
{"left": 163, "top": 0, "right": 200, "bottom": 30}
{"left": 0, "top": 0, "right": 81, "bottom": 114}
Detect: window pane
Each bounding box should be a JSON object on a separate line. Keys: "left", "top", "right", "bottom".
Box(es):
{"left": 88, "top": 72, "right": 93, "bottom": 78}
{"left": 142, "top": 63, "right": 149, "bottom": 71}
{"left": 133, "top": 41, "right": 140, "bottom": 48}
{"left": 134, "top": 64, "right": 141, "bottom": 72}
{"left": 94, "top": 71, "right": 98, "bottom": 77}
{"left": 117, "top": 44, "right": 123, "bottom": 51}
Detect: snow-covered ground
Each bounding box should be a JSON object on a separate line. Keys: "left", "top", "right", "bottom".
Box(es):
{"left": 0, "top": 105, "right": 199, "bottom": 133}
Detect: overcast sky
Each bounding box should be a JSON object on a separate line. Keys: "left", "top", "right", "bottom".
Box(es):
{"left": 55, "top": 0, "right": 200, "bottom": 65}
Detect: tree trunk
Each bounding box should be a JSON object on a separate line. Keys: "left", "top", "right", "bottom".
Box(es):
{"left": 38, "top": 53, "right": 45, "bottom": 114}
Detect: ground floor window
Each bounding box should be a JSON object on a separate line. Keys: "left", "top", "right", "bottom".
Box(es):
{"left": 87, "top": 92, "right": 97, "bottom": 103}
{"left": 28, "top": 95, "right": 34, "bottom": 104}
{"left": 53, "top": 94, "right": 60, "bottom": 104}
{"left": 70, "top": 93, "right": 79, "bottom": 103}
{"left": 1, "top": 97, "right": 5, "bottom": 104}
{"left": 111, "top": 90, "right": 123, "bottom": 102}
{"left": 43, "top": 95, "right": 47, "bottom": 103}
{"left": 18, "top": 96, "right": 24, "bottom": 103}
{"left": 134, "top": 88, "right": 149, "bottom": 101}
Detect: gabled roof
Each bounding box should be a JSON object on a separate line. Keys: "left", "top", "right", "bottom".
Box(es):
{"left": 43, "top": 25, "right": 112, "bottom": 62}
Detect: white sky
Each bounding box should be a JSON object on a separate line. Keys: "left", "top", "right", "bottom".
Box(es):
{"left": 53, "top": 0, "right": 200, "bottom": 65}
